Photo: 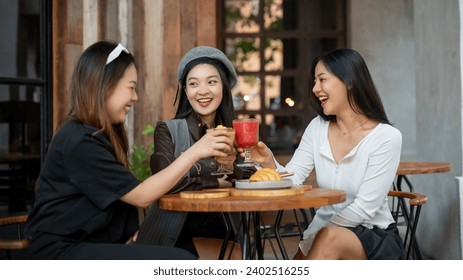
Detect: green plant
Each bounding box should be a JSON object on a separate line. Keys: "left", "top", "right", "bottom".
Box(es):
{"left": 130, "top": 124, "right": 155, "bottom": 180}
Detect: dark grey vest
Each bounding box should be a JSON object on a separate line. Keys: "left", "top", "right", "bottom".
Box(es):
{"left": 136, "top": 119, "right": 192, "bottom": 246}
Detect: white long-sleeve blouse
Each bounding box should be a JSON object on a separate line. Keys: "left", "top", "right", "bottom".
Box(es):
{"left": 275, "top": 116, "right": 402, "bottom": 255}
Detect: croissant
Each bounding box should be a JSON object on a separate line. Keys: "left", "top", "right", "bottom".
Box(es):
{"left": 249, "top": 168, "right": 282, "bottom": 182}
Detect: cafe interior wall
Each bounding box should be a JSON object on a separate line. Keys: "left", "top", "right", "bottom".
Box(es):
{"left": 53, "top": 0, "right": 217, "bottom": 151}
{"left": 351, "top": 0, "right": 462, "bottom": 259}
{"left": 52, "top": 0, "right": 463, "bottom": 259}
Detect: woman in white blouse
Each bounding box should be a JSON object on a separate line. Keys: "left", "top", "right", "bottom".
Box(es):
{"left": 245, "top": 48, "right": 403, "bottom": 260}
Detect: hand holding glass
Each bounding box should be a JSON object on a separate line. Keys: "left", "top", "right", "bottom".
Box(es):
{"left": 232, "top": 118, "right": 260, "bottom": 167}
{"left": 206, "top": 127, "right": 235, "bottom": 175}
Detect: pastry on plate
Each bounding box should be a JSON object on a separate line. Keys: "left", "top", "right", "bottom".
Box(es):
{"left": 249, "top": 168, "right": 282, "bottom": 182}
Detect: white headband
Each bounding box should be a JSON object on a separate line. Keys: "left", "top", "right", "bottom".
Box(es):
{"left": 106, "top": 43, "right": 130, "bottom": 65}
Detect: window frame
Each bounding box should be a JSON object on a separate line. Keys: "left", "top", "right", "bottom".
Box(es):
{"left": 217, "top": 0, "right": 346, "bottom": 154}
{"left": 0, "top": 0, "right": 53, "bottom": 163}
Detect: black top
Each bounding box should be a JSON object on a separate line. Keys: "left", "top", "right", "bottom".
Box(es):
{"left": 25, "top": 119, "right": 140, "bottom": 243}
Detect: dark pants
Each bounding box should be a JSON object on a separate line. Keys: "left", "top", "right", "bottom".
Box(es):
{"left": 175, "top": 212, "right": 230, "bottom": 257}
{"left": 27, "top": 232, "right": 196, "bottom": 260}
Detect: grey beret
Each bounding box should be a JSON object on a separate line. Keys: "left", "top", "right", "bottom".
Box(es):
{"left": 177, "top": 46, "right": 238, "bottom": 88}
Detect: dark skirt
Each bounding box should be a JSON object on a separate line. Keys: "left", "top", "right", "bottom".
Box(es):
{"left": 347, "top": 223, "right": 404, "bottom": 260}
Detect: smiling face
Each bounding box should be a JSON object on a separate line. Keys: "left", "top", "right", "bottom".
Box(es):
{"left": 312, "top": 61, "right": 350, "bottom": 116}
{"left": 106, "top": 63, "right": 138, "bottom": 124}
{"left": 185, "top": 63, "right": 223, "bottom": 125}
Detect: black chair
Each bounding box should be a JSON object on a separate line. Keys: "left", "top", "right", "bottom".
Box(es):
{"left": 268, "top": 208, "right": 311, "bottom": 259}
{"left": 388, "top": 190, "right": 427, "bottom": 260}
{"left": 219, "top": 210, "right": 310, "bottom": 260}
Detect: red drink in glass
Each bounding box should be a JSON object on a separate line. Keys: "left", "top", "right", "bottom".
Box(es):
{"left": 233, "top": 118, "right": 259, "bottom": 167}
{"left": 233, "top": 120, "right": 259, "bottom": 148}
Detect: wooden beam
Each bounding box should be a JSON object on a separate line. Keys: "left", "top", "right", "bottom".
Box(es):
{"left": 162, "top": 0, "right": 182, "bottom": 121}
{"left": 181, "top": 0, "right": 197, "bottom": 54}
{"left": 197, "top": 0, "right": 217, "bottom": 46}
{"left": 83, "top": 0, "right": 101, "bottom": 47}
{"left": 53, "top": 0, "right": 84, "bottom": 129}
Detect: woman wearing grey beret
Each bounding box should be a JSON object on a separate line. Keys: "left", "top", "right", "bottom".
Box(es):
{"left": 136, "top": 46, "right": 252, "bottom": 258}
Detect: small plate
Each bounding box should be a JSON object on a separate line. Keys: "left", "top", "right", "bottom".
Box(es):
{"left": 235, "top": 179, "right": 292, "bottom": 190}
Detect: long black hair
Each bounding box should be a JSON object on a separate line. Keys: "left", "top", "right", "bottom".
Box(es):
{"left": 174, "top": 57, "right": 236, "bottom": 127}
{"left": 308, "top": 48, "right": 391, "bottom": 125}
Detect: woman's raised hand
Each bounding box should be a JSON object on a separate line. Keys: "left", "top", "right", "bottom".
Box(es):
{"left": 189, "top": 129, "right": 234, "bottom": 160}
{"left": 237, "top": 141, "right": 275, "bottom": 168}
{"left": 216, "top": 148, "right": 236, "bottom": 171}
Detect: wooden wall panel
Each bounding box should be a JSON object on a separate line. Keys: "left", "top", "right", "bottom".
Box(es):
{"left": 133, "top": 0, "right": 164, "bottom": 146}
{"left": 197, "top": 0, "right": 217, "bottom": 46}
{"left": 162, "top": 0, "right": 196, "bottom": 122}
{"left": 180, "top": 0, "right": 198, "bottom": 55}
{"left": 62, "top": 44, "right": 81, "bottom": 115}
{"left": 83, "top": 0, "right": 101, "bottom": 47}
{"left": 162, "top": 0, "right": 218, "bottom": 121}
{"left": 162, "top": 0, "right": 182, "bottom": 121}
{"left": 53, "top": 0, "right": 219, "bottom": 145}
{"left": 105, "top": 0, "right": 119, "bottom": 40}
{"left": 131, "top": 0, "right": 146, "bottom": 146}
{"left": 65, "top": 0, "right": 83, "bottom": 44}
{"left": 53, "top": 0, "right": 84, "bottom": 130}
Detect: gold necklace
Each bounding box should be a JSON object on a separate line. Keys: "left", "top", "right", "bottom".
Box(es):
{"left": 339, "top": 119, "right": 369, "bottom": 136}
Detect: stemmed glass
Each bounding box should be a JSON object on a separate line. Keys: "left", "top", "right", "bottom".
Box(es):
{"left": 206, "top": 127, "right": 235, "bottom": 175}
{"left": 232, "top": 118, "right": 260, "bottom": 167}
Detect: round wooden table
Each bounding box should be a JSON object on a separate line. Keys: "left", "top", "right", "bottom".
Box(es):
{"left": 397, "top": 162, "right": 453, "bottom": 176}
{"left": 159, "top": 187, "right": 345, "bottom": 212}
{"left": 159, "top": 186, "right": 346, "bottom": 260}
{"left": 396, "top": 162, "right": 453, "bottom": 192}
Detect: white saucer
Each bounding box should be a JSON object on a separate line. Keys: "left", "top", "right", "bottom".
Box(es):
{"left": 235, "top": 179, "right": 292, "bottom": 190}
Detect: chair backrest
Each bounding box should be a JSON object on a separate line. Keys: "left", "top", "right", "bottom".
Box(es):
{"left": 388, "top": 190, "right": 427, "bottom": 260}
{"left": 0, "top": 214, "right": 29, "bottom": 259}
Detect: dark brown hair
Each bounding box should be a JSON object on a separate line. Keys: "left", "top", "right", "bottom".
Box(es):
{"left": 68, "top": 41, "right": 135, "bottom": 167}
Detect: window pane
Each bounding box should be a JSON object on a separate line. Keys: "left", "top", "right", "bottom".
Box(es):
{"left": 0, "top": 84, "right": 40, "bottom": 213}
{"left": 0, "top": 84, "right": 41, "bottom": 103}
{"left": 307, "top": 0, "right": 342, "bottom": 31}
{"left": 265, "top": 38, "right": 298, "bottom": 71}
{"left": 232, "top": 75, "right": 261, "bottom": 111}
{"left": 226, "top": 38, "right": 260, "bottom": 72}
{"left": 224, "top": 0, "right": 260, "bottom": 33}
{"left": 266, "top": 115, "right": 304, "bottom": 153}
{"left": 307, "top": 37, "right": 339, "bottom": 63}
{"left": 265, "top": 76, "right": 303, "bottom": 110}
{"left": 0, "top": 1, "right": 41, "bottom": 79}
{"left": 264, "top": 0, "right": 298, "bottom": 31}
{"left": 265, "top": 75, "right": 281, "bottom": 110}
{"left": 0, "top": 85, "right": 41, "bottom": 154}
